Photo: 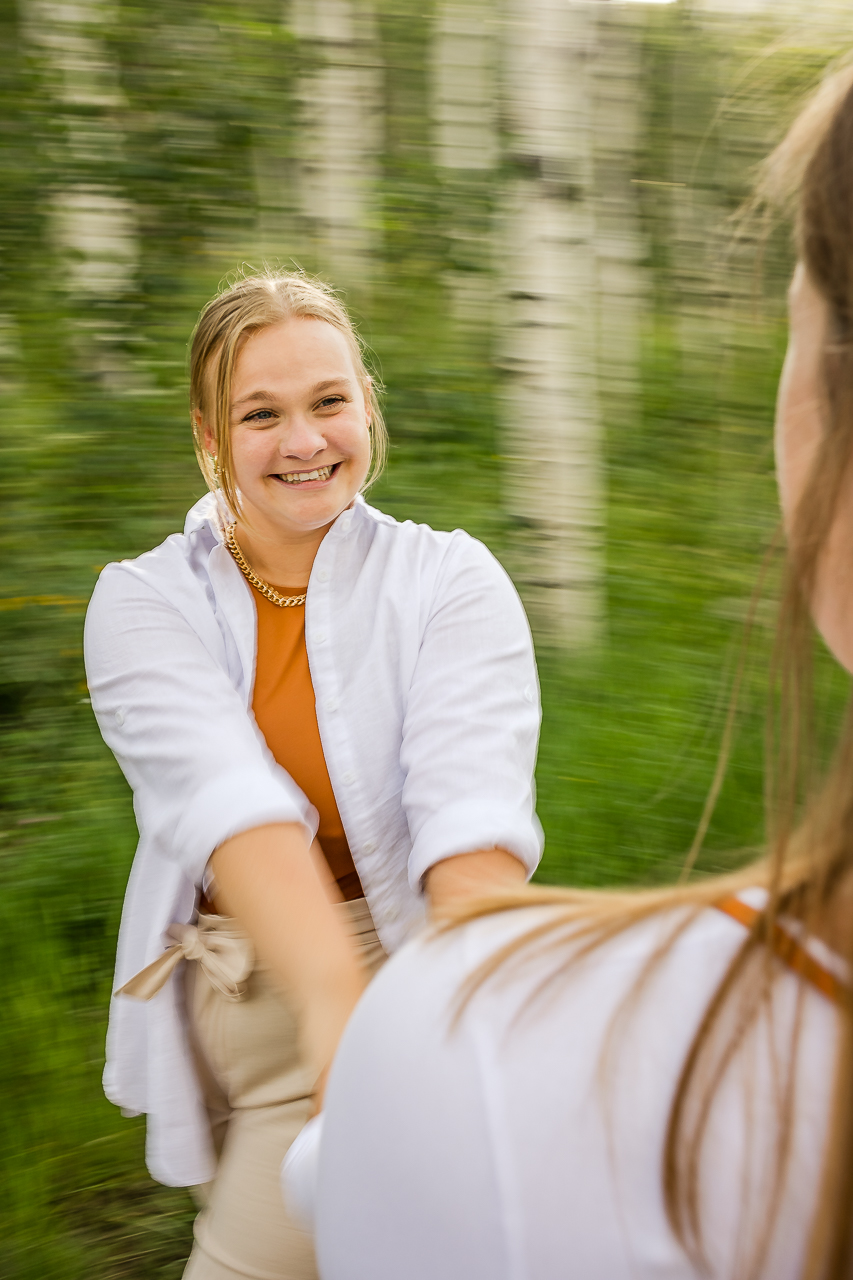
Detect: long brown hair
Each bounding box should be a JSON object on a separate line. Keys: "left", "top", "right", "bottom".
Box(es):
{"left": 445, "top": 64, "right": 853, "bottom": 1280}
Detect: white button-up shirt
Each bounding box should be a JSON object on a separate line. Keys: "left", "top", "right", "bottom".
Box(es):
{"left": 84, "top": 491, "right": 543, "bottom": 1186}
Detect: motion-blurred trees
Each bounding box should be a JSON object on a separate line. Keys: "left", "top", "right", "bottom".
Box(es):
{"left": 0, "top": 3, "right": 851, "bottom": 1275}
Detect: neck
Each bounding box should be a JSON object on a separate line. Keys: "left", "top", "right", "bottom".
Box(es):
{"left": 232, "top": 516, "right": 331, "bottom": 589}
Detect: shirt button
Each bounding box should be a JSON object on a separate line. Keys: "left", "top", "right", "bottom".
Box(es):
{"left": 342, "top": 771, "right": 355, "bottom": 785}
{"left": 363, "top": 839, "right": 376, "bottom": 855}
{"left": 523, "top": 684, "right": 535, "bottom": 704}
{"left": 325, "top": 696, "right": 338, "bottom": 713}
{"left": 114, "top": 708, "right": 125, "bottom": 726}
{"left": 315, "top": 632, "right": 326, "bottom": 645}
{"left": 317, "top": 570, "right": 329, "bottom": 583}
{"left": 383, "top": 904, "right": 399, "bottom": 923}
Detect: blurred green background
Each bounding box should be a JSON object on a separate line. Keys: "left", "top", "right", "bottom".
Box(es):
{"left": 1, "top": 0, "right": 850, "bottom": 1274}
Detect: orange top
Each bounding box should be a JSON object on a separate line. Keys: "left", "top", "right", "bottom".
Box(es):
{"left": 250, "top": 582, "right": 362, "bottom": 901}
{"left": 715, "top": 895, "right": 847, "bottom": 1005}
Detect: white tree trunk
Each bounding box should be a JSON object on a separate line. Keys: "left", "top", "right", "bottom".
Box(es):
{"left": 24, "top": 0, "right": 137, "bottom": 297}
{"left": 498, "top": 0, "right": 604, "bottom": 649}
{"left": 430, "top": 2, "right": 498, "bottom": 326}
{"left": 432, "top": 2, "right": 498, "bottom": 172}
{"left": 23, "top": 0, "right": 139, "bottom": 390}
{"left": 593, "top": 4, "right": 643, "bottom": 423}
{"left": 287, "top": 0, "right": 382, "bottom": 293}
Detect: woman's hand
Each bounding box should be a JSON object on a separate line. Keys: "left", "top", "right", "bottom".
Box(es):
{"left": 775, "top": 263, "right": 853, "bottom": 673}
{"left": 424, "top": 847, "right": 527, "bottom": 918}
{"left": 210, "top": 823, "right": 365, "bottom": 1095}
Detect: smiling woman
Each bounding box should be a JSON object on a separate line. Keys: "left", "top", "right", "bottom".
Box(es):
{"left": 203, "top": 317, "right": 374, "bottom": 588}
{"left": 189, "top": 273, "right": 386, "bottom": 533}
{"left": 83, "top": 268, "right": 541, "bottom": 1279}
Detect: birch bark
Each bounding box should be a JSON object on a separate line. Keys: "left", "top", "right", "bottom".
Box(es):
{"left": 432, "top": 1, "right": 498, "bottom": 173}
{"left": 286, "top": 0, "right": 382, "bottom": 293}
{"left": 431, "top": 1, "right": 498, "bottom": 327}
{"left": 22, "top": 0, "right": 139, "bottom": 389}
{"left": 593, "top": 5, "right": 643, "bottom": 426}
{"left": 499, "top": 0, "right": 604, "bottom": 649}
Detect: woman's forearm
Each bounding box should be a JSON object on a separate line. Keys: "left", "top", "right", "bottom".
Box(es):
{"left": 210, "top": 823, "right": 365, "bottom": 1086}
{"left": 424, "top": 847, "right": 527, "bottom": 915}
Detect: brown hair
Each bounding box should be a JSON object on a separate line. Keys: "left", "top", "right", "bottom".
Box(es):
{"left": 189, "top": 267, "right": 387, "bottom": 517}
{"left": 444, "top": 63, "right": 853, "bottom": 1280}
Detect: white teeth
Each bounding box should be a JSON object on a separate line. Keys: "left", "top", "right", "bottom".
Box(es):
{"left": 280, "top": 465, "right": 334, "bottom": 484}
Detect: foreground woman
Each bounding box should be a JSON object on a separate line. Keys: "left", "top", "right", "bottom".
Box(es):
{"left": 302, "top": 66, "right": 853, "bottom": 1280}
{"left": 84, "top": 273, "right": 541, "bottom": 1278}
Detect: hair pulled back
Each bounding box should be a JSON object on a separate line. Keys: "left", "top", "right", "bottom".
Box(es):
{"left": 189, "top": 268, "right": 386, "bottom": 517}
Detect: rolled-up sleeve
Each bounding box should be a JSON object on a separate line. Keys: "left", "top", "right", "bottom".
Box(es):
{"left": 401, "top": 536, "right": 543, "bottom": 890}
{"left": 84, "top": 565, "right": 316, "bottom": 887}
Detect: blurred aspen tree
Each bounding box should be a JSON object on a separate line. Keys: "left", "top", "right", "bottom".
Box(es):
{"left": 23, "top": 0, "right": 141, "bottom": 390}
{"left": 3, "top": 5, "right": 853, "bottom": 1276}
{"left": 499, "top": 0, "right": 604, "bottom": 650}
{"left": 286, "top": 0, "right": 383, "bottom": 293}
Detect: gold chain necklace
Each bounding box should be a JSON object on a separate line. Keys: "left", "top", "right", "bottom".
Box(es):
{"left": 224, "top": 524, "right": 307, "bottom": 608}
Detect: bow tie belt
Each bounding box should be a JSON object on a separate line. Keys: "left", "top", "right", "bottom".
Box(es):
{"left": 115, "top": 916, "right": 255, "bottom": 1003}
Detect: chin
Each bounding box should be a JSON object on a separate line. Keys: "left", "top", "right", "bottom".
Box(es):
{"left": 275, "top": 494, "right": 354, "bottom": 529}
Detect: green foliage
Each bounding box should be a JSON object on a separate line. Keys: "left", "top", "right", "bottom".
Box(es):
{"left": 0, "top": 0, "right": 848, "bottom": 1272}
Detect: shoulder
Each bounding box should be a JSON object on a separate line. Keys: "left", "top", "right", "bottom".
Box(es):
{"left": 355, "top": 499, "right": 516, "bottom": 594}
{"left": 343, "top": 899, "right": 769, "bottom": 1057}
{"left": 357, "top": 497, "right": 481, "bottom": 555}
{"left": 86, "top": 494, "right": 219, "bottom": 621}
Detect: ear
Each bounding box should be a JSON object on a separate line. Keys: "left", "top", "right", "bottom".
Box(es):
{"left": 201, "top": 422, "right": 217, "bottom": 455}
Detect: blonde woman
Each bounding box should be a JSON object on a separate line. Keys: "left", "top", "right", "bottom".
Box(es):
{"left": 301, "top": 67, "right": 853, "bottom": 1280}
{"left": 83, "top": 274, "right": 541, "bottom": 1279}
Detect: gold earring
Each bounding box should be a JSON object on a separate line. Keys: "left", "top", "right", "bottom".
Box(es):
{"left": 212, "top": 455, "right": 221, "bottom": 487}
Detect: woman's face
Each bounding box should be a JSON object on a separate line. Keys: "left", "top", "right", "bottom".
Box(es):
{"left": 775, "top": 264, "right": 853, "bottom": 675}
{"left": 206, "top": 316, "right": 372, "bottom": 540}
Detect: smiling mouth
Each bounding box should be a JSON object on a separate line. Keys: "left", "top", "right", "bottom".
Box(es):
{"left": 274, "top": 463, "right": 340, "bottom": 485}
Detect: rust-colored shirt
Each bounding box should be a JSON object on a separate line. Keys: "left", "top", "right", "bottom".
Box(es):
{"left": 250, "top": 582, "right": 362, "bottom": 901}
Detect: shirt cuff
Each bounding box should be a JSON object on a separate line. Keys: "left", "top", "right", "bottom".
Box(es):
{"left": 173, "top": 765, "right": 318, "bottom": 886}
{"left": 407, "top": 800, "right": 544, "bottom": 892}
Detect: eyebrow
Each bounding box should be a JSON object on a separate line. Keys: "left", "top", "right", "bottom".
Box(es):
{"left": 231, "top": 377, "right": 354, "bottom": 410}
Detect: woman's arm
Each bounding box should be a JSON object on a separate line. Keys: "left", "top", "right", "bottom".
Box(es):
{"left": 211, "top": 824, "right": 364, "bottom": 1103}
{"left": 400, "top": 535, "right": 543, "bottom": 897}
{"left": 424, "top": 848, "right": 527, "bottom": 915}
{"left": 775, "top": 263, "right": 853, "bottom": 672}
{"left": 85, "top": 565, "right": 316, "bottom": 886}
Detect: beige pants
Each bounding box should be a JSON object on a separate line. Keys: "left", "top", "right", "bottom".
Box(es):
{"left": 182, "top": 898, "right": 385, "bottom": 1280}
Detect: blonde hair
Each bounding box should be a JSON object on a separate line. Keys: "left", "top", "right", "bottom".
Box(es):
{"left": 445, "top": 62, "right": 853, "bottom": 1280}
{"left": 189, "top": 268, "right": 387, "bottom": 517}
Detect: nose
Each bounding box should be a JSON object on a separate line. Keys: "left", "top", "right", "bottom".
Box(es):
{"left": 278, "top": 415, "right": 327, "bottom": 461}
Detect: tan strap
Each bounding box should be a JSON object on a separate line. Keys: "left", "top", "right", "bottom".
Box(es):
{"left": 715, "top": 895, "right": 847, "bottom": 1006}
{"left": 115, "top": 917, "right": 255, "bottom": 1003}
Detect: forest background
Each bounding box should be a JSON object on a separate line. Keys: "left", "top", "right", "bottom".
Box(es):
{"left": 1, "top": 0, "right": 851, "bottom": 1274}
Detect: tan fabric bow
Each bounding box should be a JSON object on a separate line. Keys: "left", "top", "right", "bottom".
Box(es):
{"left": 114, "top": 915, "right": 255, "bottom": 1002}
